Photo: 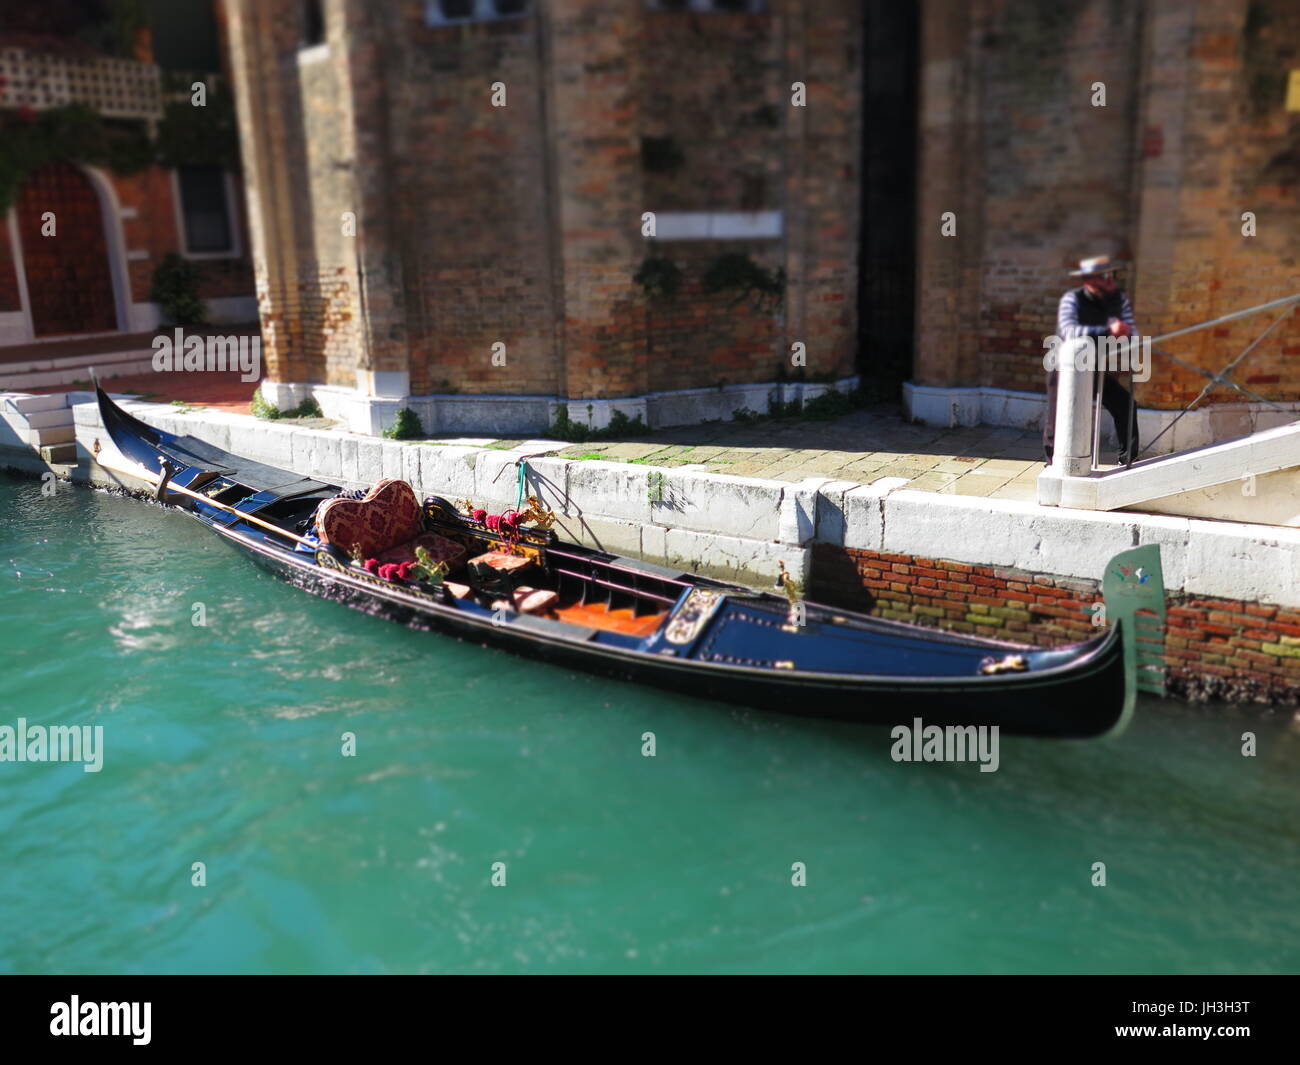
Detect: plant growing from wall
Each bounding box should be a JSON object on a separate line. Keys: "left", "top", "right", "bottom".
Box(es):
{"left": 0, "top": 69, "right": 241, "bottom": 213}
{"left": 634, "top": 256, "right": 683, "bottom": 300}
{"left": 647, "top": 471, "right": 667, "bottom": 504}
{"left": 702, "top": 252, "right": 785, "bottom": 306}
{"left": 155, "top": 72, "right": 241, "bottom": 169}
{"left": 0, "top": 104, "right": 154, "bottom": 212}
{"left": 250, "top": 387, "right": 279, "bottom": 420}
{"left": 383, "top": 408, "right": 425, "bottom": 440}
{"left": 151, "top": 253, "right": 209, "bottom": 326}
{"left": 73, "top": 0, "right": 150, "bottom": 59}
{"left": 1243, "top": 0, "right": 1288, "bottom": 117}
{"left": 251, "top": 388, "right": 322, "bottom": 420}
{"left": 548, "top": 405, "right": 648, "bottom": 443}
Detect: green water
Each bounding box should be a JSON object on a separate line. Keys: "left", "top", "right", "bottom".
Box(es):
{"left": 1, "top": 474, "right": 1297, "bottom": 974}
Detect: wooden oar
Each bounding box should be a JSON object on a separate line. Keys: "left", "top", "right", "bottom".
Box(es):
{"left": 96, "top": 450, "right": 316, "bottom": 548}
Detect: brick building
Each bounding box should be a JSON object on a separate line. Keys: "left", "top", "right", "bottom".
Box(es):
{"left": 223, "top": 0, "right": 871, "bottom": 434}
{"left": 909, "top": 0, "right": 1300, "bottom": 452}
{"left": 0, "top": 1, "right": 256, "bottom": 347}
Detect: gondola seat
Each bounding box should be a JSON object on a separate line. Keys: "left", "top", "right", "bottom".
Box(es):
{"left": 317, "top": 478, "right": 467, "bottom": 573}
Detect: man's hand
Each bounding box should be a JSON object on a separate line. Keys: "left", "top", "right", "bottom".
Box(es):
{"left": 1107, "top": 318, "right": 1132, "bottom": 338}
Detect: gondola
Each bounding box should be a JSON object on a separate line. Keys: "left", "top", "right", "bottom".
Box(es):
{"left": 92, "top": 386, "right": 1163, "bottom": 739}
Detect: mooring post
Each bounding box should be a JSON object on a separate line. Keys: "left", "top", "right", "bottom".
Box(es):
{"left": 1038, "top": 338, "right": 1095, "bottom": 504}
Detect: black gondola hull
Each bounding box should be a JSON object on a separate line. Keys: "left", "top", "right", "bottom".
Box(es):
{"left": 217, "top": 520, "right": 1128, "bottom": 739}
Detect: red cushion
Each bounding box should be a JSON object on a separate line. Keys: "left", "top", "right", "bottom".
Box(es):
{"left": 317, "top": 479, "right": 423, "bottom": 559}
{"left": 374, "top": 531, "right": 468, "bottom": 571}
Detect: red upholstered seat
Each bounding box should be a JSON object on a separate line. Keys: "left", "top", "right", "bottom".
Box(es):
{"left": 374, "top": 531, "right": 467, "bottom": 569}
{"left": 317, "top": 479, "right": 422, "bottom": 557}
{"left": 316, "top": 480, "right": 467, "bottom": 573}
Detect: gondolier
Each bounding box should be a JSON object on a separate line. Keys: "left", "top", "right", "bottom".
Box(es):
{"left": 1044, "top": 255, "right": 1140, "bottom": 465}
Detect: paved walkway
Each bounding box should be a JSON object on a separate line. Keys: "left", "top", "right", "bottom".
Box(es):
{"left": 36, "top": 362, "right": 1051, "bottom": 500}
{"left": 440, "top": 404, "right": 1051, "bottom": 503}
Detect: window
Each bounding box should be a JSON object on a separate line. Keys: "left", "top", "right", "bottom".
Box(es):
{"left": 424, "top": 0, "right": 533, "bottom": 25}
{"left": 300, "top": 0, "right": 326, "bottom": 48}
{"left": 647, "top": 0, "right": 764, "bottom": 11}
{"left": 177, "top": 166, "right": 235, "bottom": 256}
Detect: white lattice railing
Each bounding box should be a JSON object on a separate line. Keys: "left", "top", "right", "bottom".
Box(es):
{"left": 0, "top": 47, "right": 162, "bottom": 120}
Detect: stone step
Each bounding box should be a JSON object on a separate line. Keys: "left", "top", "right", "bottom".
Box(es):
{"left": 27, "top": 424, "right": 76, "bottom": 446}
{"left": 0, "top": 356, "right": 154, "bottom": 390}
{"left": 22, "top": 407, "right": 75, "bottom": 429}
{"left": 0, "top": 393, "right": 69, "bottom": 414}
{"left": 40, "top": 442, "right": 78, "bottom": 464}
{"left": 0, "top": 346, "right": 155, "bottom": 375}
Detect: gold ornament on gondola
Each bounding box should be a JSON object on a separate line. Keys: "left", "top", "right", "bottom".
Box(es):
{"left": 776, "top": 560, "right": 804, "bottom": 632}
{"left": 979, "top": 654, "right": 1028, "bottom": 675}
{"left": 515, "top": 495, "right": 557, "bottom": 531}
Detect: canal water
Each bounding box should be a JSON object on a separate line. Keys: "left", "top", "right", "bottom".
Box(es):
{"left": 1, "top": 474, "right": 1297, "bottom": 974}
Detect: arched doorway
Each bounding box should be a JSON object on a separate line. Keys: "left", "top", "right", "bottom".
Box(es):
{"left": 16, "top": 162, "right": 119, "bottom": 337}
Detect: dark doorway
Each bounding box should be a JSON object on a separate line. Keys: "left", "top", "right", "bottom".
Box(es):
{"left": 17, "top": 163, "right": 118, "bottom": 337}
{"left": 857, "top": 0, "right": 918, "bottom": 402}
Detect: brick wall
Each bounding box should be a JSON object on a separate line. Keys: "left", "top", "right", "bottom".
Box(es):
{"left": 809, "top": 543, "right": 1300, "bottom": 706}
{"left": 223, "top": 0, "right": 863, "bottom": 407}
{"left": 916, "top": 0, "right": 1300, "bottom": 411}
{"left": 111, "top": 166, "right": 255, "bottom": 306}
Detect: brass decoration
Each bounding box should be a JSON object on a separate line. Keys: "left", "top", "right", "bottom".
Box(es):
{"left": 516, "top": 495, "right": 557, "bottom": 531}
{"left": 664, "top": 588, "right": 725, "bottom": 645}
{"left": 979, "top": 654, "right": 1029, "bottom": 676}
{"left": 316, "top": 548, "right": 349, "bottom": 572}
{"left": 776, "top": 560, "right": 803, "bottom": 631}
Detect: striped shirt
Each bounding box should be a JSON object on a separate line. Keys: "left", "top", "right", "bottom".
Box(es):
{"left": 1057, "top": 287, "right": 1138, "bottom": 341}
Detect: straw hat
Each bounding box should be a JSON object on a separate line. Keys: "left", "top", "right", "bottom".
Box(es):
{"left": 1069, "top": 255, "right": 1123, "bottom": 277}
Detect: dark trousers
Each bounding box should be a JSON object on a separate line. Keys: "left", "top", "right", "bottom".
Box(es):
{"left": 1043, "top": 370, "right": 1139, "bottom": 464}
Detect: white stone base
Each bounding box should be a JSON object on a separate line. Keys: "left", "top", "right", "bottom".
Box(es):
{"left": 262, "top": 375, "right": 861, "bottom": 437}
{"left": 904, "top": 381, "right": 1300, "bottom": 458}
